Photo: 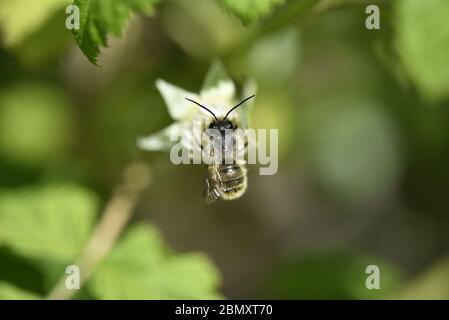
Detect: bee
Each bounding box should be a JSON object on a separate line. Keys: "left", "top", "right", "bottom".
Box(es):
{"left": 185, "top": 95, "right": 255, "bottom": 204}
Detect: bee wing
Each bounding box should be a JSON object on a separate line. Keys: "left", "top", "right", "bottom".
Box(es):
{"left": 203, "top": 165, "right": 223, "bottom": 204}
{"left": 203, "top": 175, "right": 220, "bottom": 204}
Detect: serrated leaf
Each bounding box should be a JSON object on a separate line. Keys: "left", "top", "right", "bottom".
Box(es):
{"left": 395, "top": 0, "right": 449, "bottom": 100}
{"left": 217, "top": 0, "right": 285, "bottom": 24}
{"left": 0, "top": 281, "right": 40, "bottom": 300}
{"left": 0, "top": 0, "right": 70, "bottom": 47}
{"left": 0, "top": 184, "right": 99, "bottom": 262}
{"left": 89, "top": 224, "right": 222, "bottom": 299}
{"left": 73, "top": 0, "right": 158, "bottom": 64}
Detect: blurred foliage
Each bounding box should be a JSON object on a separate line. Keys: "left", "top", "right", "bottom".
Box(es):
{"left": 0, "top": 185, "right": 221, "bottom": 299}
{"left": 262, "top": 252, "right": 402, "bottom": 299}
{"left": 90, "top": 225, "right": 222, "bottom": 299}
{"left": 202, "top": 60, "right": 231, "bottom": 91}
{"left": 0, "top": 281, "right": 39, "bottom": 300}
{"left": 246, "top": 27, "right": 300, "bottom": 84}
{"left": 0, "top": 184, "right": 97, "bottom": 261}
{"left": 0, "top": 0, "right": 449, "bottom": 300}
{"left": 0, "top": 84, "right": 74, "bottom": 167}
{"left": 395, "top": 257, "right": 449, "bottom": 300}
{"left": 0, "top": 0, "right": 70, "bottom": 47}
{"left": 217, "top": 0, "right": 285, "bottom": 24}
{"left": 394, "top": 0, "right": 449, "bottom": 100}
{"left": 299, "top": 96, "right": 402, "bottom": 204}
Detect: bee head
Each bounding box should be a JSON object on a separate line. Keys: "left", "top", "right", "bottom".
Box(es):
{"left": 185, "top": 94, "right": 255, "bottom": 129}
{"left": 209, "top": 119, "right": 235, "bottom": 131}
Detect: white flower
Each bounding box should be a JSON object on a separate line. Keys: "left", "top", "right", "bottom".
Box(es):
{"left": 137, "top": 77, "right": 256, "bottom": 155}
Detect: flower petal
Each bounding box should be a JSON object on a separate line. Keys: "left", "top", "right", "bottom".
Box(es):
{"left": 200, "top": 80, "right": 236, "bottom": 116}
{"left": 156, "top": 79, "right": 199, "bottom": 120}
{"left": 136, "top": 123, "right": 183, "bottom": 151}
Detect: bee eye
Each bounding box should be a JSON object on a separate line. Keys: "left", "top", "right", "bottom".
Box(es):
{"left": 226, "top": 123, "right": 232, "bottom": 129}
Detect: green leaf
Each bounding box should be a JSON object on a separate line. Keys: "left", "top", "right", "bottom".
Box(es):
{"left": 217, "top": 0, "right": 285, "bottom": 24}
{"left": 0, "top": 184, "right": 99, "bottom": 262}
{"left": 89, "top": 224, "right": 222, "bottom": 299}
{"left": 395, "top": 0, "right": 449, "bottom": 100}
{"left": 73, "top": 0, "right": 158, "bottom": 64}
{"left": 202, "top": 60, "right": 231, "bottom": 91}
{"left": 0, "top": 0, "right": 70, "bottom": 47}
{"left": 0, "top": 281, "right": 40, "bottom": 300}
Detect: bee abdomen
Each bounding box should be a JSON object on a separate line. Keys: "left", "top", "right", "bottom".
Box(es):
{"left": 218, "top": 164, "right": 247, "bottom": 200}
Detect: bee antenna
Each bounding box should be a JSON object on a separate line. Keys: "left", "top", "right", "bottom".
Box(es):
{"left": 185, "top": 98, "right": 218, "bottom": 121}
{"left": 224, "top": 94, "right": 255, "bottom": 119}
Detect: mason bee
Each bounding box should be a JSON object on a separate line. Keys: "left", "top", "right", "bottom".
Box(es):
{"left": 185, "top": 95, "right": 255, "bottom": 204}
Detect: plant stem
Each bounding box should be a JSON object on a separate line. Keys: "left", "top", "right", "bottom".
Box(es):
{"left": 46, "top": 162, "right": 151, "bottom": 300}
